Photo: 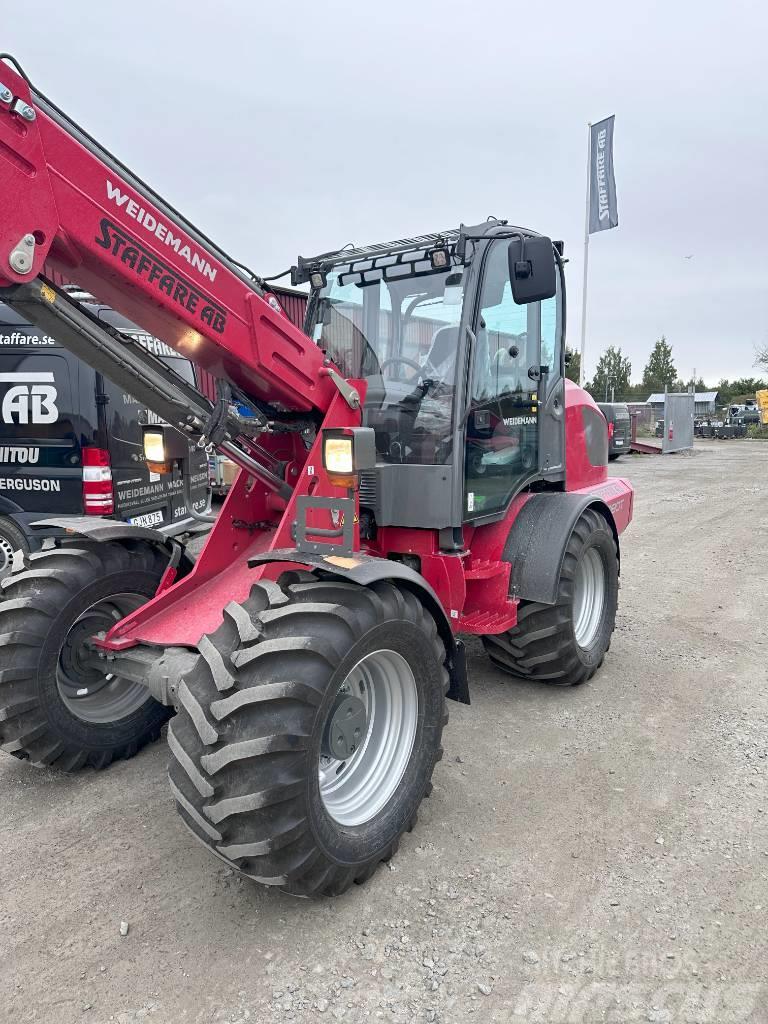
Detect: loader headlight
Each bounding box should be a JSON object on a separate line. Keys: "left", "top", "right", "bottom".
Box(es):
{"left": 143, "top": 431, "right": 166, "bottom": 464}
{"left": 142, "top": 428, "right": 172, "bottom": 474}
{"left": 324, "top": 436, "right": 354, "bottom": 475}
{"left": 322, "top": 427, "right": 376, "bottom": 487}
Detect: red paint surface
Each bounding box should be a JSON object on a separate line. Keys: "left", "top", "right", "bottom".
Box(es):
{"left": 564, "top": 379, "right": 608, "bottom": 490}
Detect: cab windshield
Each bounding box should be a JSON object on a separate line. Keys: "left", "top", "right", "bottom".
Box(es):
{"left": 310, "top": 260, "right": 465, "bottom": 466}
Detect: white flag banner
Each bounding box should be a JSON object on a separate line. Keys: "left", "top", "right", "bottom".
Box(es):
{"left": 589, "top": 116, "right": 618, "bottom": 234}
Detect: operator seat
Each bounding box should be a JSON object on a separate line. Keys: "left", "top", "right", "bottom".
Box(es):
{"left": 423, "top": 325, "right": 459, "bottom": 384}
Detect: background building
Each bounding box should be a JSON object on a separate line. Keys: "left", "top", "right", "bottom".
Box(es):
{"left": 646, "top": 391, "right": 719, "bottom": 419}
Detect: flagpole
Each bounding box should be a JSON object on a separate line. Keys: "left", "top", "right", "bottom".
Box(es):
{"left": 579, "top": 122, "right": 591, "bottom": 388}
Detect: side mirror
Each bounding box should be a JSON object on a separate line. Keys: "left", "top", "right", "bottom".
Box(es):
{"left": 507, "top": 236, "right": 557, "bottom": 305}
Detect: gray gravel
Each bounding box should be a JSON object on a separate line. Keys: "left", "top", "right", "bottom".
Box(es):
{"left": 1, "top": 440, "right": 766, "bottom": 1023}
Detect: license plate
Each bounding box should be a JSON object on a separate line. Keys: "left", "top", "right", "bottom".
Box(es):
{"left": 129, "top": 510, "right": 164, "bottom": 527}
{"left": 614, "top": 439, "right": 624, "bottom": 446}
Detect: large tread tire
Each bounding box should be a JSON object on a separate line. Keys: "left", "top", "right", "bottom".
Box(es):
{"left": 483, "top": 507, "right": 619, "bottom": 686}
{"left": 0, "top": 541, "right": 172, "bottom": 770}
{"left": 168, "top": 574, "right": 449, "bottom": 897}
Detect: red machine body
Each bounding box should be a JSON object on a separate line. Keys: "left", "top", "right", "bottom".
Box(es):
{"left": 0, "top": 57, "right": 633, "bottom": 655}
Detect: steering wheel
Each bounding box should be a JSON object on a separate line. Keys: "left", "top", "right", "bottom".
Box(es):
{"left": 379, "top": 355, "right": 423, "bottom": 381}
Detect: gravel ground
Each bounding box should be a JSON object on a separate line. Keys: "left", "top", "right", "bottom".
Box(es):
{"left": 2, "top": 441, "right": 767, "bottom": 1024}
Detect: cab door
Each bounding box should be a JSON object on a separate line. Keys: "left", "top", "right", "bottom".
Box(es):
{"left": 463, "top": 241, "right": 564, "bottom": 520}
{"left": 463, "top": 240, "right": 540, "bottom": 520}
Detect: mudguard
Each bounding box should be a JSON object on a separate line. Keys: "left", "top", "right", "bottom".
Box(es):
{"left": 248, "top": 548, "right": 470, "bottom": 704}
{"left": 32, "top": 515, "right": 171, "bottom": 546}
{"left": 30, "top": 516, "right": 194, "bottom": 578}
{"left": 502, "top": 493, "right": 619, "bottom": 606}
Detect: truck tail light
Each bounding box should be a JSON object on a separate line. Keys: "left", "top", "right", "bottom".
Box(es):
{"left": 82, "top": 446, "right": 114, "bottom": 515}
{"left": 607, "top": 421, "right": 615, "bottom": 440}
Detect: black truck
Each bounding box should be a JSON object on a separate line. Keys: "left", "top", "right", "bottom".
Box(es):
{"left": 597, "top": 402, "right": 631, "bottom": 460}
{"left": 0, "top": 296, "right": 210, "bottom": 575}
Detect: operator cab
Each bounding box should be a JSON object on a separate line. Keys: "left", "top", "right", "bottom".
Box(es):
{"left": 298, "top": 220, "right": 565, "bottom": 533}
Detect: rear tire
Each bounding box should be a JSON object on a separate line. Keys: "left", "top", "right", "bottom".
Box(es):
{"left": 0, "top": 541, "right": 171, "bottom": 769}
{"left": 168, "top": 574, "right": 448, "bottom": 896}
{"left": 483, "top": 508, "right": 618, "bottom": 686}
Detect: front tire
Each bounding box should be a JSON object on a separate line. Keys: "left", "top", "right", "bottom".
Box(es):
{"left": 168, "top": 574, "right": 448, "bottom": 896}
{"left": 483, "top": 508, "right": 619, "bottom": 686}
{"left": 0, "top": 541, "right": 172, "bottom": 769}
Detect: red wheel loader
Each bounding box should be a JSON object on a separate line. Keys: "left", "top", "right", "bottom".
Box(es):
{"left": 0, "top": 55, "right": 632, "bottom": 895}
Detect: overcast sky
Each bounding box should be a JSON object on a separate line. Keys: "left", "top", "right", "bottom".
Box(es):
{"left": 6, "top": 0, "right": 768, "bottom": 384}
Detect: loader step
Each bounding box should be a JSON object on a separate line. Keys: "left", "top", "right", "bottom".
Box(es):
{"left": 463, "top": 558, "right": 509, "bottom": 581}
{"left": 458, "top": 605, "right": 518, "bottom": 634}
{"left": 458, "top": 559, "right": 516, "bottom": 633}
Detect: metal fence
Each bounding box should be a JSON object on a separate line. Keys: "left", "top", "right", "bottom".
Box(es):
{"left": 662, "top": 392, "right": 695, "bottom": 453}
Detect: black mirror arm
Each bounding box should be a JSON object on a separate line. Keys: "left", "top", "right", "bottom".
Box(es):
{"left": 536, "top": 365, "right": 550, "bottom": 410}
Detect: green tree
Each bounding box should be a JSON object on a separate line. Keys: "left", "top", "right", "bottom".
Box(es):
{"left": 624, "top": 381, "right": 650, "bottom": 401}
{"left": 642, "top": 336, "right": 677, "bottom": 392}
{"left": 564, "top": 347, "right": 581, "bottom": 384}
{"left": 732, "top": 378, "right": 765, "bottom": 400}
{"left": 587, "top": 346, "right": 632, "bottom": 402}
{"left": 675, "top": 376, "right": 707, "bottom": 392}
{"left": 717, "top": 377, "right": 768, "bottom": 406}
{"left": 756, "top": 345, "right": 768, "bottom": 374}
{"left": 717, "top": 378, "right": 734, "bottom": 405}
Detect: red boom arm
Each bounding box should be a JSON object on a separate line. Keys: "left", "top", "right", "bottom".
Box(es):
{"left": 0, "top": 56, "right": 334, "bottom": 414}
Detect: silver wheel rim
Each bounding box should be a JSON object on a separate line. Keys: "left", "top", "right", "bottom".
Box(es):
{"left": 319, "top": 650, "right": 418, "bottom": 827}
{"left": 57, "top": 593, "right": 152, "bottom": 724}
{"left": 572, "top": 547, "right": 606, "bottom": 649}
{"left": 0, "top": 535, "right": 14, "bottom": 577}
